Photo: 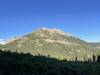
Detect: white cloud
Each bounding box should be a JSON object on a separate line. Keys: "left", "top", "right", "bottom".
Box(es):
{"left": 0, "top": 39, "right": 6, "bottom": 45}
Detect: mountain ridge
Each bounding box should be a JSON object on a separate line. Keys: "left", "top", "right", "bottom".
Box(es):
{"left": 0, "top": 28, "right": 100, "bottom": 61}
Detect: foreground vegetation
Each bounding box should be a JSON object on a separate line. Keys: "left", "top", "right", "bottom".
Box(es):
{"left": 0, "top": 50, "right": 100, "bottom": 75}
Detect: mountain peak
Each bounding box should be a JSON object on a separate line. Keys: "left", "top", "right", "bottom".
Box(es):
{"left": 3, "top": 27, "right": 99, "bottom": 61}
{"left": 39, "top": 27, "right": 72, "bottom": 36}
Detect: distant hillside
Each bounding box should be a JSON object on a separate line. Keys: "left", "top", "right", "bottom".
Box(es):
{"left": 89, "top": 43, "right": 100, "bottom": 49}
{"left": 0, "top": 44, "right": 4, "bottom": 49}
{"left": 1, "top": 28, "right": 100, "bottom": 61}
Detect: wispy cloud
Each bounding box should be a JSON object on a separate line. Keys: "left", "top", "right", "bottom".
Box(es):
{"left": 0, "top": 39, "right": 6, "bottom": 44}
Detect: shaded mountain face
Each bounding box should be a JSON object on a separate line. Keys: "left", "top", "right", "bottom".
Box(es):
{"left": 2, "top": 28, "right": 100, "bottom": 61}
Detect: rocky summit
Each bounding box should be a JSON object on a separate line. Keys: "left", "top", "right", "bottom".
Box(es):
{"left": 1, "top": 28, "right": 100, "bottom": 61}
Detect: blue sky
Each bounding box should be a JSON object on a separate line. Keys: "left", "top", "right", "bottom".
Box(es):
{"left": 0, "top": 0, "right": 100, "bottom": 42}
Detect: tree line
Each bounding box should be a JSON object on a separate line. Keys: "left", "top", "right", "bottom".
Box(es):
{"left": 0, "top": 49, "right": 100, "bottom": 75}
